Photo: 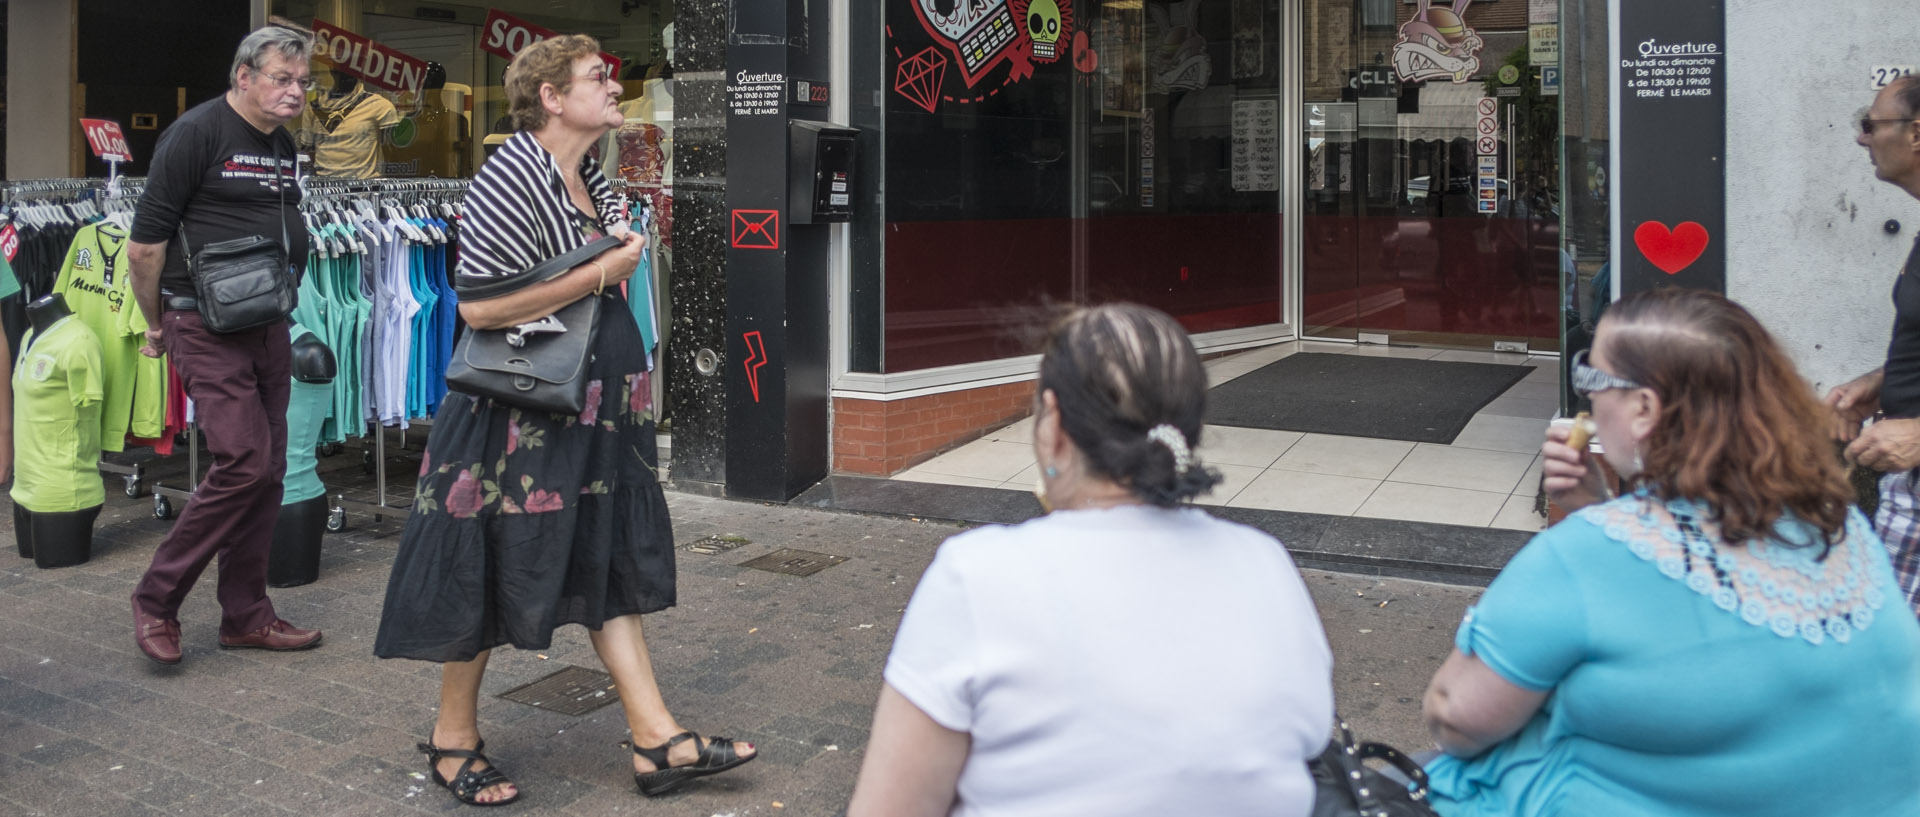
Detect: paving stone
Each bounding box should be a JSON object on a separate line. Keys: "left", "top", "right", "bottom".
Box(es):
{"left": 0, "top": 468, "right": 1468, "bottom": 816}
{"left": 17, "top": 736, "right": 105, "bottom": 770}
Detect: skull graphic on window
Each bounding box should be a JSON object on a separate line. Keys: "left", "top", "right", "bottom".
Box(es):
{"left": 1027, "top": 0, "right": 1062, "bottom": 60}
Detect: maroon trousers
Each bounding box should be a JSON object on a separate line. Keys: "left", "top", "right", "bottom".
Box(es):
{"left": 133, "top": 311, "right": 290, "bottom": 636}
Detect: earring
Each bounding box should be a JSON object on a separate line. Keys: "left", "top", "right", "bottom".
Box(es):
{"left": 1044, "top": 466, "right": 1059, "bottom": 479}
{"left": 1632, "top": 447, "right": 1645, "bottom": 476}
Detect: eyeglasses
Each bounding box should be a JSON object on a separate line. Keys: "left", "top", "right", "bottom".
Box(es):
{"left": 574, "top": 68, "right": 615, "bottom": 86}
{"left": 1570, "top": 349, "right": 1644, "bottom": 397}
{"left": 1861, "top": 117, "right": 1916, "bottom": 136}
{"left": 253, "top": 67, "right": 316, "bottom": 91}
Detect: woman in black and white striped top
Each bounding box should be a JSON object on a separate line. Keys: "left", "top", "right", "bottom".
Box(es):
{"left": 375, "top": 34, "right": 756, "bottom": 808}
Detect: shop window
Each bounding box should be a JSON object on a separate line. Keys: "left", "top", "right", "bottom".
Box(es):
{"left": 1361, "top": 0, "right": 1396, "bottom": 29}
{"left": 272, "top": 0, "right": 675, "bottom": 189}
{"left": 878, "top": 0, "right": 1286, "bottom": 373}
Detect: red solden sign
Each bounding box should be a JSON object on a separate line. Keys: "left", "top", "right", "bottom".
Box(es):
{"left": 312, "top": 18, "right": 430, "bottom": 96}
{"left": 481, "top": 9, "right": 622, "bottom": 77}
{"left": 80, "top": 118, "right": 133, "bottom": 162}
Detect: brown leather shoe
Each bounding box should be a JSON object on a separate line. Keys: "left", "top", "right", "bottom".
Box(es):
{"left": 219, "top": 619, "right": 323, "bottom": 651}
{"left": 132, "top": 598, "right": 182, "bottom": 665}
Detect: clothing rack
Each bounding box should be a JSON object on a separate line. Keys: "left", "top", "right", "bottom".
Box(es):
{"left": 294, "top": 178, "right": 468, "bottom": 532}
{"left": 0, "top": 177, "right": 170, "bottom": 501}
{"left": 0, "top": 175, "right": 468, "bottom": 533}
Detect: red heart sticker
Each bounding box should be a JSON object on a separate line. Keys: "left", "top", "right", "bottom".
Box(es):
{"left": 1633, "top": 221, "right": 1709, "bottom": 275}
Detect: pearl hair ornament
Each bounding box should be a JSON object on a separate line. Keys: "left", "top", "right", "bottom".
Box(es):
{"left": 1145, "top": 424, "right": 1194, "bottom": 473}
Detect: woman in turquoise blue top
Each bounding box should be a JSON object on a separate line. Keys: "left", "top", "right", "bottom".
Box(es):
{"left": 1421, "top": 289, "right": 1920, "bottom": 816}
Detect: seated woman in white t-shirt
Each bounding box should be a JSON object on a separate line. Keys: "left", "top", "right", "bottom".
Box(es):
{"left": 847, "top": 304, "right": 1335, "bottom": 817}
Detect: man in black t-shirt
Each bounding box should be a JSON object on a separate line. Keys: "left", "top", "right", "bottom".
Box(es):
{"left": 126, "top": 24, "right": 322, "bottom": 665}
{"left": 1830, "top": 74, "right": 1920, "bottom": 619}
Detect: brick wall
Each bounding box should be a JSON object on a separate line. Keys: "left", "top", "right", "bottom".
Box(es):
{"left": 832, "top": 381, "right": 1037, "bottom": 476}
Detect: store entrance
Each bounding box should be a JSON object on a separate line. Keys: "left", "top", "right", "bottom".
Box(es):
{"left": 1297, "top": 0, "right": 1558, "bottom": 351}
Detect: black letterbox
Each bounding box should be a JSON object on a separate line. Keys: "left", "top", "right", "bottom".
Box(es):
{"left": 788, "top": 121, "right": 859, "bottom": 224}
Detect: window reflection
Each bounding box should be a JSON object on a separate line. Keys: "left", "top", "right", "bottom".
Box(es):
{"left": 882, "top": 0, "right": 1285, "bottom": 373}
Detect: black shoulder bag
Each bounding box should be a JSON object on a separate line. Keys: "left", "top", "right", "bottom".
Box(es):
{"left": 178, "top": 146, "right": 298, "bottom": 333}
{"left": 1308, "top": 717, "right": 1442, "bottom": 817}
{"left": 444, "top": 234, "right": 624, "bottom": 415}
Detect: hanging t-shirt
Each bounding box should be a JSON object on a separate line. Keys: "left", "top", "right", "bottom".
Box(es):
{"left": 379, "top": 226, "right": 419, "bottom": 426}
{"left": 291, "top": 248, "right": 340, "bottom": 442}
{"left": 625, "top": 215, "right": 659, "bottom": 371}
{"left": 426, "top": 235, "right": 458, "bottom": 414}
{"left": 406, "top": 238, "right": 437, "bottom": 420}
{"left": 11, "top": 315, "right": 105, "bottom": 513}
{"left": 301, "top": 89, "right": 403, "bottom": 180}
{"left": 0, "top": 247, "right": 22, "bottom": 362}
{"left": 0, "top": 251, "right": 22, "bottom": 300}
{"left": 55, "top": 222, "right": 168, "bottom": 449}
{"left": 357, "top": 219, "right": 386, "bottom": 429}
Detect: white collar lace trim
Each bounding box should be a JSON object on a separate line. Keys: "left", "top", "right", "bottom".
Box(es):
{"left": 1572, "top": 491, "right": 1888, "bottom": 646}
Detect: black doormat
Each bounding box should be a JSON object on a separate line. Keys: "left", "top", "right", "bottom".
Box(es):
{"left": 1206, "top": 353, "right": 1531, "bottom": 444}
{"left": 792, "top": 476, "right": 1527, "bottom": 586}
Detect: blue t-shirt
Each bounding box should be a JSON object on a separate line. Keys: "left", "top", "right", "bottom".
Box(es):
{"left": 1428, "top": 493, "right": 1920, "bottom": 816}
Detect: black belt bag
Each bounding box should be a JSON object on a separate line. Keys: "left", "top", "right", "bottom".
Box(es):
{"left": 445, "top": 234, "right": 624, "bottom": 415}
{"left": 178, "top": 151, "right": 297, "bottom": 333}
{"left": 182, "top": 234, "right": 296, "bottom": 333}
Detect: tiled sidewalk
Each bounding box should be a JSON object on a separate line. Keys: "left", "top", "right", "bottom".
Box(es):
{"left": 1, "top": 445, "right": 1477, "bottom": 817}
{"left": 894, "top": 341, "right": 1558, "bottom": 533}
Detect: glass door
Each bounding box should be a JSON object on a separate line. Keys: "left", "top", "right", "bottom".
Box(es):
{"left": 1299, "top": 0, "right": 1560, "bottom": 350}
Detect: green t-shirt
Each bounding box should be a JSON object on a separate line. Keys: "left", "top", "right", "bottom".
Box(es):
{"left": 55, "top": 222, "right": 167, "bottom": 449}
{"left": 11, "top": 316, "right": 105, "bottom": 512}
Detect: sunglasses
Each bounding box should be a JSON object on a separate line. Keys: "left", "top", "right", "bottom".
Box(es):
{"left": 1861, "top": 117, "right": 1917, "bottom": 136}
{"left": 1570, "top": 349, "right": 1644, "bottom": 397}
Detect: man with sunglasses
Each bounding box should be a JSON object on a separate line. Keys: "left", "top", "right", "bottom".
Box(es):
{"left": 1829, "top": 73, "right": 1920, "bottom": 618}
{"left": 124, "top": 23, "right": 321, "bottom": 665}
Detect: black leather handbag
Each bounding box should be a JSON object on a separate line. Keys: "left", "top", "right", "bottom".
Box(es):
{"left": 179, "top": 154, "right": 297, "bottom": 334}
{"left": 445, "top": 235, "right": 624, "bottom": 415}
{"left": 1307, "top": 718, "right": 1442, "bottom": 817}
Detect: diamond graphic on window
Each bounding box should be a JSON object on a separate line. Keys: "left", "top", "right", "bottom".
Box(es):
{"left": 895, "top": 47, "right": 948, "bottom": 113}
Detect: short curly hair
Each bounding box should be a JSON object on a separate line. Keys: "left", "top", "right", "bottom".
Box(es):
{"left": 504, "top": 34, "right": 602, "bottom": 132}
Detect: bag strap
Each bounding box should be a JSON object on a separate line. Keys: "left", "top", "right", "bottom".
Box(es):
{"left": 455, "top": 233, "right": 624, "bottom": 302}
{"left": 1328, "top": 715, "right": 1434, "bottom": 813}
{"left": 175, "top": 141, "right": 292, "bottom": 264}
{"left": 278, "top": 143, "right": 289, "bottom": 259}
{"left": 1355, "top": 742, "right": 1432, "bottom": 793}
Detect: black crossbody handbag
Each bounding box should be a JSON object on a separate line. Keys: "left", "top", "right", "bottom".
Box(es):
{"left": 444, "top": 235, "right": 624, "bottom": 415}
{"left": 1308, "top": 717, "right": 1441, "bottom": 817}
{"left": 178, "top": 147, "right": 298, "bottom": 333}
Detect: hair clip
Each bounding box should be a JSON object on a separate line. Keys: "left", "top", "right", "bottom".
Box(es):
{"left": 1146, "top": 424, "right": 1193, "bottom": 474}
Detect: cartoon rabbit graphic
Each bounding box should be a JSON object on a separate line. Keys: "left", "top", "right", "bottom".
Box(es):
{"left": 1147, "top": 0, "right": 1211, "bottom": 94}
{"left": 1392, "top": 0, "right": 1485, "bottom": 84}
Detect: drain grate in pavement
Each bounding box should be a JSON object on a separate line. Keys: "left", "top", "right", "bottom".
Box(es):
{"left": 497, "top": 666, "right": 620, "bottom": 716}
{"left": 739, "top": 548, "right": 848, "bottom": 577}
{"left": 682, "top": 534, "right": 752, "bottom": 555}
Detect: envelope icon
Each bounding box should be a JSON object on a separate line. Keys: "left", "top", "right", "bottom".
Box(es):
{"left": 731, "top": 210, "right": 780, "bottom": 249}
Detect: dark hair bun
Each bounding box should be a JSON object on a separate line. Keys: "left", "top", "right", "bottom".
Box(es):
{"left": 1040, "top": 304, "right": 1222, "bottom": 508}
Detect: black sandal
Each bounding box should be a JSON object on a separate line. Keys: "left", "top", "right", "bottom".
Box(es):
{"left": 629, "top": 731, "right": 757, "bottom": 797}
{"left": 418, "top": 738, "right": 522, "bottom": 807}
